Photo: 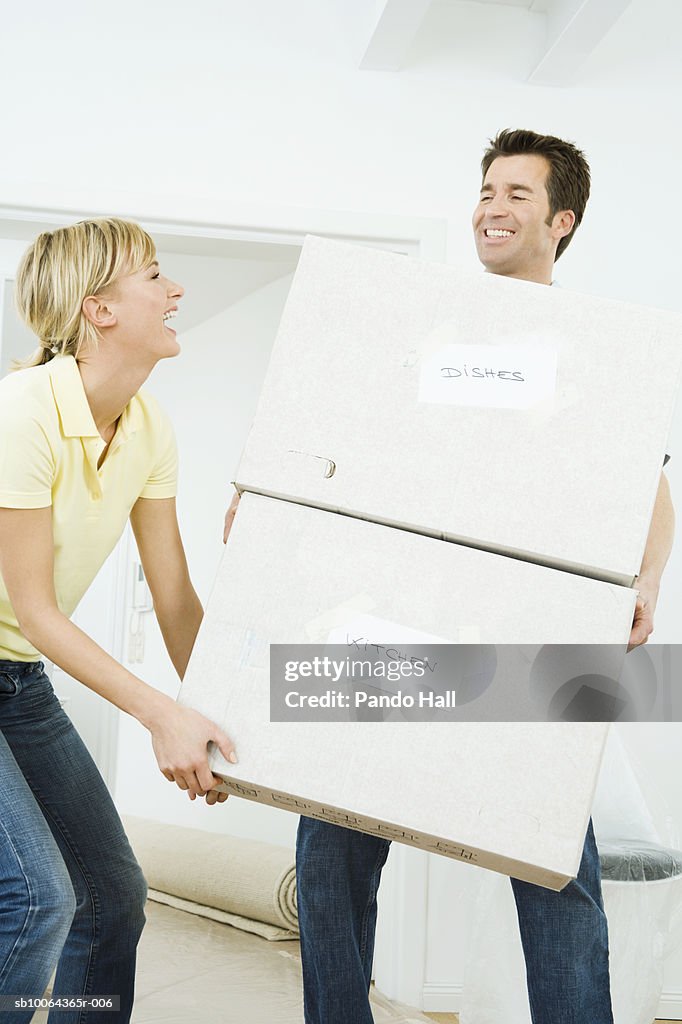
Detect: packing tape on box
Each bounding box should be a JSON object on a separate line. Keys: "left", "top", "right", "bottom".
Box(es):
{"left": 303, "top": 594, "right": 377, "bottom": 643}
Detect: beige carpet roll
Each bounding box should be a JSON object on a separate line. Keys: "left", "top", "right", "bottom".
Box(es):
{"left": 123, "top": 816, "right": 298, "bottom": 941}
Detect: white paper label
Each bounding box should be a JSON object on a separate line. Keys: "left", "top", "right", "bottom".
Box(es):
{"left": 327, "top": 613, "right": 452, "bottom": 649}
{"left": 418, "top": 343, "right": 557, "bottom": 410}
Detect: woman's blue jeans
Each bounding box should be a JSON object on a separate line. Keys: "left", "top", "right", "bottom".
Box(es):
{"left": 296, "top": 816, "right": 613, "bottom": 1024}
{"left": 0, "top": 660, "right": 147, "bottom": 1024}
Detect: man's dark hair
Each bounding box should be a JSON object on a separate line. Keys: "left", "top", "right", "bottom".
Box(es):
{"left": 481, "top": 128, "right": 591, "bottom": 261}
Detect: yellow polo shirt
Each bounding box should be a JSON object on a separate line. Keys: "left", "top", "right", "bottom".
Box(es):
{"left": 0, "top": 355, "right": 177, "bottom": 661}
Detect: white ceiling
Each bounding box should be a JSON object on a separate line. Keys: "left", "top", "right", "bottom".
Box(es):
{"left": 444, "top": 0, "right": 544, "bottom": 7}
{"left": 355, "top": 0, "right": 634, "bottom": 84}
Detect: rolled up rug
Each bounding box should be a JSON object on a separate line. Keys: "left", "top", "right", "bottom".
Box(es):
{"left": 123, "top": 816, "right": 298, "bottom": 941}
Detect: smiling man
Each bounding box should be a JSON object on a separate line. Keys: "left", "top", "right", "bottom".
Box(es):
{"left": 293, "top": 129, "right": 675, "bottom": 1024}
{"left": 472, "top": 129, "right": 672, "bottom": 654}
{"left": 474, "top": 135, "right": 582, "bottom": 284}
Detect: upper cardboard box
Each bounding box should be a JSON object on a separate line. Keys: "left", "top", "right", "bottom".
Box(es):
{"left": 236, "top": 236, "right": 682, "bottom": 586}
{"left": 179, "top": 493, "right": 635, "bottom": 889}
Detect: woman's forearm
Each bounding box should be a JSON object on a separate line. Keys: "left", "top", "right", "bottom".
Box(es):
{"left": 20, "top": 606, "right": 172, "bottom": 728}
{"left": 154, "top": 585, "right": 204, "bottom": 680}
{"left": 21, "top": 604, "right": 237, "bottom": 796}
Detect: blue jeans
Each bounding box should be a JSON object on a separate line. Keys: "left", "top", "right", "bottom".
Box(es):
{"left": 0, "top": 660, "right": 147, "bottom": 1024}
{"left": 296, "top": 816, "right": 613, "bottom": 1024}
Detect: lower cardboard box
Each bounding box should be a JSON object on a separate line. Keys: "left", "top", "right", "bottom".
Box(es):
{"left": 179, "top": 493, "right": 636, "bottom": 890}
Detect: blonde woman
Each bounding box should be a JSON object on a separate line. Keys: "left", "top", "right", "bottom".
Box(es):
{"left": 0, "top": 219, "right": 233, "bottom": 1022}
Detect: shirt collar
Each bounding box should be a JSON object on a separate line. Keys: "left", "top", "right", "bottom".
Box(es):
{"left": 48, "top": 355, "right": 99, "bottom": 438}
{"left": 48, "top": 355, "right": 144, "bottom": 440}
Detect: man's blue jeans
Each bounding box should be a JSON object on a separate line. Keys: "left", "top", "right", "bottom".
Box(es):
{"left": 0, "top": 660, "right": 147, "bottom": 1024}
{"left": 296, "top": 816, "right": 613, "bottom": 1024}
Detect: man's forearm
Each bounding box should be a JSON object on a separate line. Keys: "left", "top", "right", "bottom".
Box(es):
{"left": 637, "top": 472, "right": 675, "bottom": 594}
{"left": 627, "top": 473, "right": 673, "bottom": 649}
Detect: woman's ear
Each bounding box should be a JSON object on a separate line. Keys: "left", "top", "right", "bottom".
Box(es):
{"left": 82, "top": 295, "right": 116, "bottom": 330}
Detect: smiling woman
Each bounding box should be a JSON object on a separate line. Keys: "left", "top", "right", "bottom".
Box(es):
{"left": 15, "top": 222, "right": 183, "bottom": 373}
{"left": 0, "top": 217, "right": 234, "bottom": 1023}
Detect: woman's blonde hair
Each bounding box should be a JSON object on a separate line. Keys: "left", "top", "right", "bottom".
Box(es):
{"left": 14, "top": 217, "right": 156, "bottom": 369}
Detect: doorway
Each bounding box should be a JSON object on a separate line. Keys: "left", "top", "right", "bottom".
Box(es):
{"left": 0, "top": 201, "right": 446, "bottom": 1008}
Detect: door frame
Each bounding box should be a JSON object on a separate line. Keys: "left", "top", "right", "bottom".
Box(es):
{"left": 0, "top": 196, "right": 447, "bottom": 1009}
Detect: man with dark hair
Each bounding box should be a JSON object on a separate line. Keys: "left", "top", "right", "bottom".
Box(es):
{"left": 479, "top": 128, "right": 591, "bottom": 263}
{"left": 294, "top": 128, "right": 674, "bottom": 1024}
{"left": 471, "top": 128, "right": 672, "bottom": 652}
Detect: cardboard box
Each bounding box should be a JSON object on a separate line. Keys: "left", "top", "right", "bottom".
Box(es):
{"left": 179, "top": 494, "right": 637, "bottom": 889}
{"left": 236, "top": 236, "right": 682, "bottom": 586}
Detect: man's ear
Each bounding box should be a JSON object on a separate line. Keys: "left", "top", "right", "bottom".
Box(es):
{"left": 553, "top": 209, "right": 576, "bottom": 241}
{"left": 82, "top": 295, "right": 116, "bottom": 330}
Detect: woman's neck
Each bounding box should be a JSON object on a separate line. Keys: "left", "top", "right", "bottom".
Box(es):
{"left": 76, "top": 355, "right": 153, "bottom": 441}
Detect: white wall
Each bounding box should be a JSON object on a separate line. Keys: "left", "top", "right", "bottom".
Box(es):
{"left": 0, "top": 240, "right": 26, "bottom": 268}
{"left": 0, "top": 1, "right": 678, "bottom": 301}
